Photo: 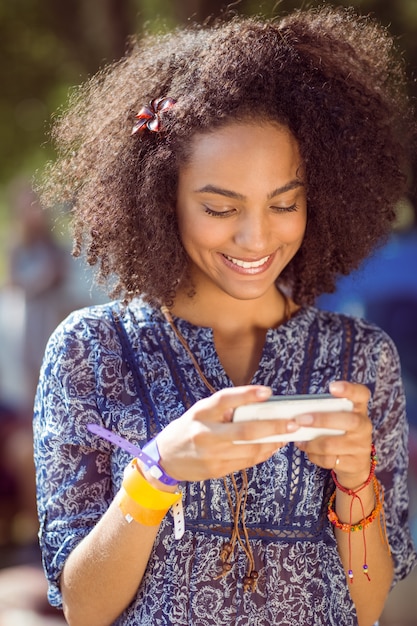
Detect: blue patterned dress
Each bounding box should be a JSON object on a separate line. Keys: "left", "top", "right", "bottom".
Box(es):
{"left": 33, "top": 299, "right": 416, "bottom": 625}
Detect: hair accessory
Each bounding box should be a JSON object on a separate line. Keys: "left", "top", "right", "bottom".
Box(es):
{"left": 328, "top": 444, "right": 390, "bottom": 584}
{"left": 131, "top": 96, "right": 176, "bottom": 135}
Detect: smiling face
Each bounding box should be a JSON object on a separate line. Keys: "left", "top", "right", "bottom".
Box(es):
{"left": 176, "top": 120, "right": 307, "bottom": 304}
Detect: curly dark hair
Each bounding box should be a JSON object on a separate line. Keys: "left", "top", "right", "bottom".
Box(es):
{"left": 41, "top": 5, "right": 413, "bottom": 305}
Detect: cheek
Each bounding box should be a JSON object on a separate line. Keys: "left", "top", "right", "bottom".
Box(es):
{"left": 178, "top": 217, "right": 214, "bottom": 254}
{"left": 277, "top": 215, "right": 307, "bottom": 243}
{"left": 182, "top": 217, "right": 230, "bottom": 251}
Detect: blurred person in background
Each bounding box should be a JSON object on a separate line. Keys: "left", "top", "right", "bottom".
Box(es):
{"left": 0, "top": 181, "right": 70, "bottom": 624}
{"left": 0, "top": 179, "right": 69, "bottom": 548}
{"left": 7, "top": 178, "right": 69, "bottom": 412}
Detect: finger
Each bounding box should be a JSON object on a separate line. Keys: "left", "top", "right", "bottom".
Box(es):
{"left": 211, "top": 444, "right": 285, "bottom": 478}
{"left": 195, "top": 385, "right": 273, "bottom": 422}
{"left": 161, "top": 429, "right": 284, "bottom": 481}
{"left": 298, "top": 442, "right": 374, "bottom": 486}
{"left": 293, "top": 410, "right": 362, "bottom": 435}
{"left": 222, "top": 416, "right": 300, "bottom": 443}
{"left": 292, "top": 383, "right": 372, "bottom": 435}
{"left": 329, "top": 380, "right": 371, "bottom": 407}
{"left": 297, "top": 449, "right": 342, "bottom": 471}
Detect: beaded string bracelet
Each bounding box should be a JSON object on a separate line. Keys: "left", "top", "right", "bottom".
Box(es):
{"left": 327, "top": 444, "right": 390, "bottom": 583}
{"left": 331, "top": 444, "right": 377, "bottom": 496}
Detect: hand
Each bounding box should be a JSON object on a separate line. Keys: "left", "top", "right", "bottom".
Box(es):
{"left": 295, "top": 381, "right": 373, "bottom": 490}
{"left": 154, "top": 386, "right": 301, "bottom": 483}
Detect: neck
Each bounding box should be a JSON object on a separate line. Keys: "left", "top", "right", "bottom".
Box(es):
{"left": 167, "top": 284, "right": 297, "bottom": 386}
{"left": 170, "top": 285, "right": 295, "bottom": 334}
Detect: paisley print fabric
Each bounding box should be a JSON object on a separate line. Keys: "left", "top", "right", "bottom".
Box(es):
{"left": 33, "top": 299, "right": 417, "bottom": 625}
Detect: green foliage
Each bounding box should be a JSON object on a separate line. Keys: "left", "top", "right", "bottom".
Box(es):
{"left": 0, "top": 0, "right": 416, "bottom": 201}
{"left": 1, "top": 3, "right": 80, "bottom": 187}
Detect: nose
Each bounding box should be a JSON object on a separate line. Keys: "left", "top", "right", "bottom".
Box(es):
{"left": 234, "top": 210, "right": 270, "bottom": 252}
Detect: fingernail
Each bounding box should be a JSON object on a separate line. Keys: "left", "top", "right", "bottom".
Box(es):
{"left": 295, "top": 414, "right": 314, "bottom": 425}
{"left": 329, "top": 381, "right": 345, "bottom": 393}
{"left": 256, "top": 386, "right": 272, "bottom": 399}
{"left": 286, "top": 421, "right": 299, "bottom": 432}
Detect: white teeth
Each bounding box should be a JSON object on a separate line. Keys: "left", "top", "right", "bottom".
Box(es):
{"left": 224, "top": 254, "right": 270, "bottom": 269}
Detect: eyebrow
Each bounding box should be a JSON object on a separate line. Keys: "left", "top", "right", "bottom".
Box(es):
{"left": 195, "top": 180, "right": 304, "bottom": 201}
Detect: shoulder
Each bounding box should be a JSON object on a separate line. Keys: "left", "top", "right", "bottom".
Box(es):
{"left": 308, "top": 306, "right": 393, "bottom": 340}
{"left": 43, "top": 298, "right": 157, "bottom": 364}
{"left": 45, "top": 302, "right": 117, "bottom": 355}
{"left": 49, "top": 298, "right": 154, "bottom": 340}
{"left": 303, "top": 306, "right": 400, "bottom": 361}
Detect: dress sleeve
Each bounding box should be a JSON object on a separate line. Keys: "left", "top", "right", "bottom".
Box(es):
{"left": 369, "top": 330, "right": 417, "bottom": 586}
{"left": 33, "top": 309, "right": 117, "bottom": 608}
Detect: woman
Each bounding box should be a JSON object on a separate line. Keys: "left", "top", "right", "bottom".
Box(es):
{"left": 34, "top": 6, "right": 416, "bottom": 626}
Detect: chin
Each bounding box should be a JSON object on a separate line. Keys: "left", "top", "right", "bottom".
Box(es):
{"left": 219, "top": 284, "right": 274, "bottom": 302}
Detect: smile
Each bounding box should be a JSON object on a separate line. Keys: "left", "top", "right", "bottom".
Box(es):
{"left": 223, "top": 254, "right": 271, "bottom": 269}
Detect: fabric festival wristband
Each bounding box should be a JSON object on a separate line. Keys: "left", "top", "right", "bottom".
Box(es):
{"left": 122, "top": 458, "right": 181, "bottom": 510}
{"left": 142, "top": 437, "right": 178, "bottom": 486}
{"left": 87, "top": 423, "right": 178, "bottom": 486}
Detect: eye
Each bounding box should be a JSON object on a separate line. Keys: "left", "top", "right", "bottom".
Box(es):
{"left": 203, "top": 205, "right": 236, "bottom": 217}
{"left": 270, "top": 203, "right": 298, "bottom": 213}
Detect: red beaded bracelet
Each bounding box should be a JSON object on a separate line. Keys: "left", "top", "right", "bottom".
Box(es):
{"left": 331, "top": 443, "right": 377, "bottom": 495}
{"left": 327, "top": 478, "right": 383, "bottom": 532}
{"left": 327, "top": 477, "right": 389, "bottom": 583}
{"left": 327, "top": 444, "right": 390, "bottom": 584}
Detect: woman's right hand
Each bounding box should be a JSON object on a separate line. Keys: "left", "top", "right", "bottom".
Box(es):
{"left": 153, "top": 385, "right": 300, "bottom": 483}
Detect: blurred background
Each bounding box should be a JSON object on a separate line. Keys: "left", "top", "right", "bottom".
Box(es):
{"left": 0, "top": 1, "right": 416, "bottom": 624}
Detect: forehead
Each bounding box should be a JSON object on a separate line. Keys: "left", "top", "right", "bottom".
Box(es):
{"left": 179, "top": 121, "right": 303, "bottom": 189}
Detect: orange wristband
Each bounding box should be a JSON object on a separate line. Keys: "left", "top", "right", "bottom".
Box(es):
{"left": 119, "top": 458, "right": 181, "bottom": 526}
{"left": 118, "top": 489, "right": 170, "bottom": 525}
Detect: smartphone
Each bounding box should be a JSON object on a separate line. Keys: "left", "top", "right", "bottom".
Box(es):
{"left": 232, "top": 393, "right": 353, "bottom": 443}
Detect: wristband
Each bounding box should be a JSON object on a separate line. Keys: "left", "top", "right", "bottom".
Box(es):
{"left": 88, "top": 424, "right": 185, "bottom": 537}
{"left": 118, "top": 488, "right": 185, "bottom": 537}
{"left": 142, "top": 437, "right": 178, "bottom": 486}
{"left": 118, "top": 489, "right": 169, "bottom": 526}
{"left": 87, "top": 423, "right": 178, "bottom": 486}
{"left": 123, "top": 459, "right": 181, "bottom": 509}
{"left": 120, "top": 459, "right": 181, "bottom": 526}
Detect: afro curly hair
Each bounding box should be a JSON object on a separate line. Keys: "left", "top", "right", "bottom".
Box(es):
{"left": 40, "top": 5, "right": 414, "bottom": 305}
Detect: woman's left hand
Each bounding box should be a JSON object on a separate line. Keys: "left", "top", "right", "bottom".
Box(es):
{"left": 295, "top": 380, "right": 373, "bottom": 490}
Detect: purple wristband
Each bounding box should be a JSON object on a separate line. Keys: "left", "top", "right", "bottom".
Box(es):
{"left": 87, "top": 424, "right": 178, "bottom": 486}
{"left": 141, "top": 438, "right": 178, "bottom": 486}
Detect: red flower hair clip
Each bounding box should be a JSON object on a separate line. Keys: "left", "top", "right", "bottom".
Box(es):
{"left": 131, "top": 96, "right": 176, "bottom": 135}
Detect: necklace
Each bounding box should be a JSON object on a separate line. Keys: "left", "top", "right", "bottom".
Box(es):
{"left": 161, "top": 293, "right": 291, "bottom": 592}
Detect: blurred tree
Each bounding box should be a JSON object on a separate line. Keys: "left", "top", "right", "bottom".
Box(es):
{"left": 0, "top": 0, "right": 416, "bottom": 203}
{"left": 0, "top": 0, "right": 140, "bottom": 187}
{"left": 173, "top": 0, "right": 244, "bottom": 22}
{"left": 41, "top": 0, "right": 136, "bottom": 75}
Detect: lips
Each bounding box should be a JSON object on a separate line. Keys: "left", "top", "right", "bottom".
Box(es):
{"left": 223, "top": 253, "right": 271, "bottom": 269}
{"left": 221, "top": 253, "right": 274, "bottom": 276}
